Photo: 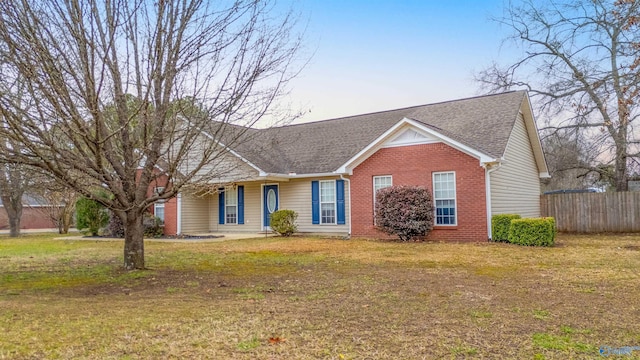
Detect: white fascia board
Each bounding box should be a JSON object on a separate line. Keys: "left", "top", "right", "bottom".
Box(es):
{"left": 521, "top": 95, "right": 550, "bottom": 175}
{"left": 260, "top": 172, "right": 346, "bottom": 180}
{"left": 336, "top": 118, "right": 497, "bottom": 174}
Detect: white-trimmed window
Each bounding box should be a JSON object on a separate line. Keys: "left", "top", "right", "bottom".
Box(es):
{"left": 373, "top": 175, "right": 393, "bottom": 205}
{"left": 373, "top": 175, "right": 392, "bottom": 224}
{"left": 154, "top": 187, "right": 165, "bottom": 223}
{"left": 225, "top": 187, "right": 238, "bottom": 224}
{"left": 433, "top": 172, "right": 456, "bottom": 225}
{"left": 320, "top": 180, "right": 336, "bottom": 224}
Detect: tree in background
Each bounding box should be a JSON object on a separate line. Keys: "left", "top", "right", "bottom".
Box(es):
{"left": 541, "top": 129, "right": 602, "bottom": 191}
{"left": 477, "top": 0, "right": 640, "bottom": 191}
{"left": 0, "top": 0, "right": 303, "bottom": 268}
{"left": 30, "top": 175, "right": 79, "bottom": 234}
{"left": 0, "top": 162, "right": 26, "bottom": 237}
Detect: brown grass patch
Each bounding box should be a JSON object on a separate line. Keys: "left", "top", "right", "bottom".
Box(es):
{"left": 1, "top": 233, "right": 639, "bottom": 359}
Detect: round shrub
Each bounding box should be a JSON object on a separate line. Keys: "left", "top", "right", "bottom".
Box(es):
{"left": 270, "top": 209, "right": 298, "bottom": 236}
{"left": 374, "top": 185, "right": 434, "bottom": 241}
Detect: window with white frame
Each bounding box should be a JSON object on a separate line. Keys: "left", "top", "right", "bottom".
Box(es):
{"left": 154, "top": 203, "right": 165, "bottom": 223}
{"left": 373, "top": 175, "right": 392, "bottom": 223}
{"left": 433, "top": 172, "right": 457, "bottom": 225}
{"left": 154, "top": 187, "right": 165, "bottom": 223}
{"left": 373, "top": 175, "right": 393, "bottom": 205}
{"left": 320, "top": 180, "right": 336, "bottom": 224}
{"left": 225, "top": 187, "right": 237, "bottom": 224}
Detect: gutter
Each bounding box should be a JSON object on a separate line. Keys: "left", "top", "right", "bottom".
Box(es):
{"left": 483, "top": 161, "right": 502, "bottom": 240}
{"left": 176, "top": 193, "right": 182, "bottom": 235}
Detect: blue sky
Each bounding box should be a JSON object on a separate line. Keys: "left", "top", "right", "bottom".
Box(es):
{"left": 284, "top": 0, "right": 520, "bottom": 123}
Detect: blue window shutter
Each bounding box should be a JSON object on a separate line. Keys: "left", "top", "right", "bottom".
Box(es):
{"left": 218, "top": 191, "right": 225, "bottom": 225}
{"left": 237, "top": 186, "right": 244, "bottom": 225}
{"left": 311, "top": 181, "right": 319, "bottom": 224}
{"left": 336, "top": 180, "right": 345, "bottom": 225}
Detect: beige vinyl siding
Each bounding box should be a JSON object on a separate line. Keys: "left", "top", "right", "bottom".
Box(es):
{"left": 177, "top": 133, "right": 260, "bottom": 182}
{"left": 279, "top": 177, "right": 350, "bottom": 235}
{"left": 208, "top": 182, "right": 262, "bottom": 232}
{"left": 180, "top": 193, "right": 210, "bottom": 233}
{"left": 490, "top": 111, "right": 542, "bottom": 217}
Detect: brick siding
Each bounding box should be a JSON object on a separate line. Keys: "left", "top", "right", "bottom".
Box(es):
{"left": 350, "top": 143, "right": 488, "bottom": 242}
{"left": 0, "top": 207, "right": 58, "bottom": 229}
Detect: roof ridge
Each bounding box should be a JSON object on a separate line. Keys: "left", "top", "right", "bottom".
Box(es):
{"left": 273, "top": 90, "right": 524, "bottom": 129}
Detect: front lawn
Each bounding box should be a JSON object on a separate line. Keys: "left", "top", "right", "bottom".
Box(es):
{"left": 1, "top": 233, "right": 639, "bottom": 359}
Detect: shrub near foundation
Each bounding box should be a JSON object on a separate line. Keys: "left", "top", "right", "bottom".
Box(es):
{"left": 375, "top": 185, "right": 434, "bottom": 241}
{"left": 270, "top": 209, "right": 298, "bottom": 236}
{"left": 491, "top": 214, "right": 521, "bottom": 242}
{"left": 507, "top": 217, "right": 556, "bottom": 247}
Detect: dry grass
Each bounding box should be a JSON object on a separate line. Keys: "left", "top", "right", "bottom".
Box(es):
{"left": 1, "top": 233, "right": 639, "bottom": 359}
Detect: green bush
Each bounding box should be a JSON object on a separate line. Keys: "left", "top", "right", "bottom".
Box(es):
{"left": 543, "top": 217, "right": 557, "bottom": 237}
{"left": 143, "top": 213, "right": 164, "bottom": 238}
{"left": 270, "top": 209, "right": 298, "bottom": 236}
{"left": 491, "top": 214, "right": 521, "bottom": 242}
{"left": 507, "top": 218, "right": 555, "bottom": 247}
{"left": 76, "top": 197, "right": 109, "bottom": 236}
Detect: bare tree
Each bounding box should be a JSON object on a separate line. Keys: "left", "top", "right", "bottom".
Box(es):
{"left": 0, "top": 162, "right": 26, "bottom": 237}
{"left": 477, "top": 0, "right": 640, "bottom": 191}
{"left": 0, "top": 0, "right": 303, "bottom": 269}
{"left": 541, "top": 129, "right": 603, "bottom": 191}
{"left": 30, "top": 174, "right": 79, "bottom": 234}
{"left": 0, "top": 111, "right": 31, "bottom": 237}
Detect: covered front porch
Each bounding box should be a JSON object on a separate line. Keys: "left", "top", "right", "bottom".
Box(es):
{"left": 175, "top": 177, "right": 350, "bottom": 237}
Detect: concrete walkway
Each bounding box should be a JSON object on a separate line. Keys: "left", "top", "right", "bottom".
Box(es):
{"left": 0, "top": 228, "right": 64, "bottom": 235}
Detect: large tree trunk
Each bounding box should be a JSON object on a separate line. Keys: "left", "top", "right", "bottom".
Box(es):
{"left": 8, "top": 211, "right": 21, "bottom": 237}
{"left": 123, "top": 211, "right": 145, "bottom": 270}
{"left": 2, "top": 199, "right": 22, "bottom": 237}
{"left": 615, "top": 159, "right": 628, "bottom": 191}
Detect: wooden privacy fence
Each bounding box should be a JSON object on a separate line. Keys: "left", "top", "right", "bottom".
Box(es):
{"left": 540, "top": 192, "right": 640, "bottom": 233}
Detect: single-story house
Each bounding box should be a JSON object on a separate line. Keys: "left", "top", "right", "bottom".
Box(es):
{"left": 156, "top": 90, "right": 549, "bottom": 241}
{"left": 0, "top": 195, "right": 59, "bottom": 230}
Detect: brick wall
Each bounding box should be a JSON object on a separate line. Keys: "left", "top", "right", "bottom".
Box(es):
{"left": 143, "top": 171, "right": 178, "bottom": 236}
{"left": 0, "top": 207, "right": 58, "bottom": 229}
{"left": 162, "top": 197, "right": 178, "bottom": 235}
{"left": 350, "top": 143, "right": 488, "bottom": 242}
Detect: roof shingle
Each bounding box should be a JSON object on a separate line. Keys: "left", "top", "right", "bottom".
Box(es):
{"left": 224, "top": 91, "right": 528, "bottom": 174}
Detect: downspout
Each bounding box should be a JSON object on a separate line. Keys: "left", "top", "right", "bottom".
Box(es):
{"left": 483, "top": 162, "right": 501, "bottom": 240}
{"left": 339, "top": 174, "right": 351, "bottom": 239}
{"left": 176, "top": 193, "right": 182, "bottom": 235}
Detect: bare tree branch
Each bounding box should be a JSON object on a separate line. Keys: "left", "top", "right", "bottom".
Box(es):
{"left": 477, "top": 0, "right": 640, "bottom": 191}
{"left": 0, "top": 0, "right": 305, "bottom": 269}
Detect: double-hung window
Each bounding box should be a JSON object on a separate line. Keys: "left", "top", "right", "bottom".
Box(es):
{"left": 320, "top": 180, "right": 336, "bottom": 224}
{"left": 373, "top": 175, "right": 393, "bottom": 205}
{"left": 225, "top": 187, "right": 238, "bottom": 224}
{"left": 154, "top": 187, "right": 165, "bottom": 224}
{"left": 433, "top": 172, "right": 457, "bottom": 225}
{"left": 373, "top": 175, "right": 392, "bottom": 223}
{"left": 311, "top": 180, "right": 345, "bottom": 225}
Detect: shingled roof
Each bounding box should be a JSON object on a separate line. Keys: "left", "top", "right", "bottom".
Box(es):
{"left": 222, "top": 91, "right": 529, "bottom": 175}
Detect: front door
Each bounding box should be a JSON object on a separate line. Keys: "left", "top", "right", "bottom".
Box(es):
{"left": 263, "top": 185, "right": 279, "bottom": 229}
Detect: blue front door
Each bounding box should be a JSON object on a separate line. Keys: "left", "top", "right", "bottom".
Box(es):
{"left": 263, "top": 185, "right": 279, "bottom": 228}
